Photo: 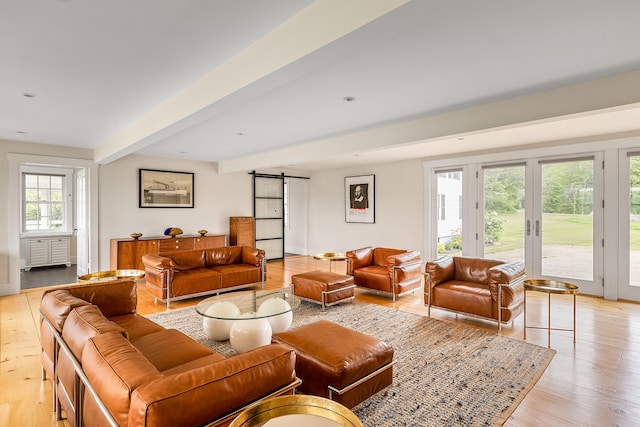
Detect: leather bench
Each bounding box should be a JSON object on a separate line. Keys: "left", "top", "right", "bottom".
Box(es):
{"left": 272, "top": 320, "right": 395, "bottom": 409}
{"left": 291, "top": 271, "right": 355, "bottom": 310}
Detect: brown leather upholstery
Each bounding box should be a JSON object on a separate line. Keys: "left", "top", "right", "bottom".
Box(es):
{"left": 291, "top": 271, "right": 355, "bottom": 308}
{"left": 40, "top": 280, "right": 298, "bottom": 427}
{"left": 143, "top": 245, "right": 265, "bottom": 302}
{"left": 273, "top": 320, "right": 394, "bottom": 409}
{"left": 424, "top": 256, "right": 526, "bottom": 327}
{"left": 346, "top": 246, "right": 422, "bottom": 300}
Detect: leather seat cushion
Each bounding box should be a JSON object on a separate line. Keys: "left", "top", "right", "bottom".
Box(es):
{"left": 210, "top": 264, "right": 261, "bottom": 287}
{"left": 110, "top": 313, "right": 166, "bottom": 341}
{"left": 354, "top": 265, "right": 389, "bottom": 291}
{"left": 131, "top": 329, "right": 215, "bottom": 372}
{"left": 433, "top": 280, "right": 493, "bottom": 318}
{"left": 171, "top": 269, "right": 221, "bottom": 297}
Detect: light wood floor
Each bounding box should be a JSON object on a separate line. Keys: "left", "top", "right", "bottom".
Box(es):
{"left": 2, "top": 255, "right": 640, "bottom": 426}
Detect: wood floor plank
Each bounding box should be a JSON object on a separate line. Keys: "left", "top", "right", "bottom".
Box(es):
{"left": 3, "top": 256, "right": 640, "bottom": 426}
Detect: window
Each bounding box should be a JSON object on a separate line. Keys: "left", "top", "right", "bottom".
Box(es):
{"left": 438, "top": 194, "right": 446, "bottom": 220}
{"left": 21, "top": 166, "right": 73, "bottom": 233}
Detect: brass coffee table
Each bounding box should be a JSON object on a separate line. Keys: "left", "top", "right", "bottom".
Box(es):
{"left": 523, "top": 279, "right": 579, "bottom": 347}
{"left": 229, "top": 395, "right": 362, "bottom": 427}
{"left": 77, "top": 269, "right": 145, "bottom": 283}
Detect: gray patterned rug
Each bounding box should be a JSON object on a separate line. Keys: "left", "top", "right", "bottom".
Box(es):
{"left": 147, "top": 301, "right": 555, "bottom": 427}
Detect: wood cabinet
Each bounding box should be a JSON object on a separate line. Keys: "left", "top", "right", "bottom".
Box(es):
{"left": 110, "top": 234, "right": 226, "bottom": 270}
{"left": 229, "top": 216, "right": 255, "bottom": 247}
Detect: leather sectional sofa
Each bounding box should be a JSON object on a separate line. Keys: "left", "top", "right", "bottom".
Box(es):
{"left": 424, "top": 255, "right": 526, "bottom": 330}
{"left": 142, "top": 245, "right": 265, "bottom": 307}
{"left": 346, "top": 246, "right": 422, "bottom": 301}
{"left": 40, "top": 279, "right": 298, "bottom": 427}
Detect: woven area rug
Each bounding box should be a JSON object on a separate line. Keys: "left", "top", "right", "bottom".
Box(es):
{"left": 147, "top": 301, "right": 555, "bottom": 427}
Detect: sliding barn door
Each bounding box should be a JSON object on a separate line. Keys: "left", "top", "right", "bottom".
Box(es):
{"left": 253, "top": 173, "right": 284, "bottom": 260}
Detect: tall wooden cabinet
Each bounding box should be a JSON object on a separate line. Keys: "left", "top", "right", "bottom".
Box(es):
{"left": 110, "top": 234, "right": 226, "bottom": 270}
{"left": 229, "top": 216, "right": 255, "bottom": 247}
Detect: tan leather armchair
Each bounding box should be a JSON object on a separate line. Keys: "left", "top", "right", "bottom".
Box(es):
{"left": 424, "top": 255, "right": 526, "bottom": 330}
{"left": 346, "top": 246, "right": 422, "bottom": 301}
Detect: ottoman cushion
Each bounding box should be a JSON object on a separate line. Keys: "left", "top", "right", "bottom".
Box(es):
{"left": 292, "top": 271, "right": 354, "bottom": 305}
{"left": 273, "top": 320, "right": 394, "bottom": 408}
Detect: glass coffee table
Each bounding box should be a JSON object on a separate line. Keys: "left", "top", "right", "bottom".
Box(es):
{"left": 196, "top": 288, "right": 300, "bottom": 353}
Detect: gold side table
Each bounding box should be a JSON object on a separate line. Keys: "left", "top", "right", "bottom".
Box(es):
{"left": 313, "top": 252, "right": 347, "bottom": 273}
{"left": 78, "top": 269, "right": 145, "bottom": 283}
{"left": 523, "top": 279, "right": 579, "bottom": 348}
{"left": 230, "top": 395, "right": 362, "bottom": 427}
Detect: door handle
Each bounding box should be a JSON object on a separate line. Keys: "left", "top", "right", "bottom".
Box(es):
{"left": 526, "top": 220, "right": 531, "bottom": 236}
{"left": 535, "top": 220, "right": 540, "bottom": 237}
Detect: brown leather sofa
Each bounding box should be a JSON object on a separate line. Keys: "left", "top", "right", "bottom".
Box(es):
{"left": 424, "top": 255, "right": 526, "bottom": 330}
{"left": 346, "top": 246, "right": 422, "bottom": 301}
{"left": 40, "top": 279, "right": 299, "bottom": 427}
{"left": 143, "top": 245, "right": 265, "bottom": 307}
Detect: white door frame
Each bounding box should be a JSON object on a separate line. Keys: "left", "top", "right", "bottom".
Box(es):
{"left": 3, "top": 154, "right": 98, "bottom": 296}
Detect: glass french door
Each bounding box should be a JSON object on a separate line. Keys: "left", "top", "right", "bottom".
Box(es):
{"left": 481, "top": 164, "right": 526, "bottom": 264}
{"left": 477, "top": 155, "right": 603, "bottom": 296}
{"left": 618, "top": 151, "right": 640, "bottom": 300}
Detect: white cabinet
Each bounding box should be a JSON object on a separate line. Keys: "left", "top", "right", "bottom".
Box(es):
{"left": 25, "top": 236, "right": 71, "bottom": 271}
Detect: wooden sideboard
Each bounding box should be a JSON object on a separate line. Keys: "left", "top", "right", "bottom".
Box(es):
{"left": 229, "top": 216, "right": 255, "bottom": 247}
{"left": 110, "top": 234, "right": 226, "bottom": 270}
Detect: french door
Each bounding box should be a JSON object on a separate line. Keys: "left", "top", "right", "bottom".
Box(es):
{"left": 478, "top": 154, "right": 603, "bottom": 296}
{"left": 618, "top": 150, "right": 640, "bottom": 300}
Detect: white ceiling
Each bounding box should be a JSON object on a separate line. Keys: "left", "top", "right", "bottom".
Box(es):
{"left": 3, "top": 0, "right": 640, "bottom": 172}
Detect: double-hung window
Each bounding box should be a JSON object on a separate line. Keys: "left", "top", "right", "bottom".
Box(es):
{"left": 21, "top": 166, "right": 73, "bottom": 233}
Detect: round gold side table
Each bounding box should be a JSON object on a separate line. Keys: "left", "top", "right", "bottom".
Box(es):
{"left": 229, "top": 395, "right": 362, "bottom": 427}
{"left": 77, "top": 269, "right": 145, "bottom": 283}
{"left": 523, "top": 279, "right": 579, "bottom": 348}
{"left": 313, "top": 252, "right": 347, "bottom": 273}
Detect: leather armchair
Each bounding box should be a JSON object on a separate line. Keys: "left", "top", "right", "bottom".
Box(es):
{"left": 424, "top": 255, "right": 526, "bottom": 330}
{"left": 346, "top": 246, "right": 422, "bottom": 301}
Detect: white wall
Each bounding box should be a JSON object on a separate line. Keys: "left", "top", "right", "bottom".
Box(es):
{"left": 98, "top": 154, "right": 253, "bottom": 269}
{"left": 284, "top": 178, "right": 308, "bottom": 255}
{"left": 308, "top": 159, "right": 424, "bottom": 256}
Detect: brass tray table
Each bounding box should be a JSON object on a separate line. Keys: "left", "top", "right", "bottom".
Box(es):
{"left": 523, "top": 279, "right": 579, "bottom": 347}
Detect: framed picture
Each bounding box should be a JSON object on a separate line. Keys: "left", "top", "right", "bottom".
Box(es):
{"left": 139, "top": 169, "right": 194, "bottom": 208}
{"left": 345, "top": 174, "right": 375, "bottom": 223}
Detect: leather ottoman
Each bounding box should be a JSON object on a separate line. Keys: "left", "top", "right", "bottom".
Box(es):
{"left": 272, "top": 320, "right": 395, "bottom": 409}
{"left": 291, "top": 270, "right": 356, "bottom": 310}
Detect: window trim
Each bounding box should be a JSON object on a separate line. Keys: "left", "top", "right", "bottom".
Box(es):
{"left": 20, "top": 165, "right": 74, "bottom": 235}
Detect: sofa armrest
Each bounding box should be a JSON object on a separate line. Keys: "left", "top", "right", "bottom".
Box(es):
{"left": 128, "top": 344, "right": 296, "bottom": 427}
{"left": 142, "top": 254, "right": 174, "bottom": 271}
{"left": 346, "top": 246, "right": 373, "bottom": 275}
{"left": 388, "top": 250, "right": 421, "bottom": 282}
{"left": 241, "top": 246, "right": 266, "bottom": 268}
{"left": 424, "top": 256, "right": 455, "bottom": 289}
{"left": 488, "top": 261, "right": 526, "bottom": 298}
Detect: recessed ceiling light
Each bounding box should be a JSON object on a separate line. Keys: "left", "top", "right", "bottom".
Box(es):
{"left": 343, "top": 96, "right": 355, "bottom": 102}
{"left": 22, "top": 93, "right": 36, "bottom": 98}
{"left": 237, "top": 132, "right": 245, "bottom": 136}
{"left": 458, "top": 137, "right": 465, "bottom": 141}
{"left": 179, "top": 151, "right": 187, "bottom": 154}
{"left": 16, "top": 131, "right": 28, "bottom": 134}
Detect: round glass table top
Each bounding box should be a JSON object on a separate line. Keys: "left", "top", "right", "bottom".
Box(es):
{"left": 196, "top": 288, "right": 300, "bottom": 320}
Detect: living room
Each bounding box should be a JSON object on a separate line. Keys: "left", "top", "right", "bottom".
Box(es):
{"left": 3, "top": 1, "right": 640, "bottom": 426}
